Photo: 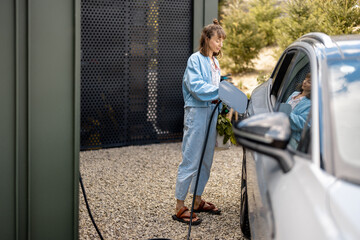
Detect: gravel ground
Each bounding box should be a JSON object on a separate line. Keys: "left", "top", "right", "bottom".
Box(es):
{"left": 79, "top": 142, "right": 248, "bottom": 240}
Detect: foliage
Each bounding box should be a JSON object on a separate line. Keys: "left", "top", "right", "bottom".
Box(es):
{"left": 238, "top": 80, "right": 243, "bottom": 89}
{"left": 220, "top": 0, "right": 360, "bottom": 73}
{"left": 218, "top": 0, "right": 227, "bottom": 20}
{"left": 273, "top": 0, "right": 327, "bottom": 50}
{"left": 320, "top": 0, "right": 360, "bottom": 35}
{"left": 257, "top": 71, "right": 270, "bottom": 85}
{"left": 221, "top": 0, "right": 264, "bottom": 74}
{"left": 274, "top": 0, "right": 360, "bottom": 50}
{"left": 216, "top": 105, "right": 237, "bottom": 145}
{"left": 249, "top": 0, "right": 283, "bottom": 46}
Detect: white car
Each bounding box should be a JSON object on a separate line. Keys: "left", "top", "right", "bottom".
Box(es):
{"left": 233, "top": 33, "right": 360, "bottom": 240}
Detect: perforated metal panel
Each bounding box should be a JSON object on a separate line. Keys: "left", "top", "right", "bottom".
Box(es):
{"left": 80, "top": 0, "right": 192, "bottom": 149}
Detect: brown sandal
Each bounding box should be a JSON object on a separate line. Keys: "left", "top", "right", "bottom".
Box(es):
{"left": 194, "top": 200, "right": 221, "bottom": 215}
{"left": 172, "top": 206, "right": 202, "bottom": 225}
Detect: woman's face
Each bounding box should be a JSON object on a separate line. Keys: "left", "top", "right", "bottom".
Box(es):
{"left": 208, "top": 33, "right": 223, "bottom": 54}
{"left": 302, "top": 76, "right": 311, "bottom": 92}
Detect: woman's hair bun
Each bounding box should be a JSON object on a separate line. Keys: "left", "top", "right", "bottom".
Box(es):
{"left": 213, "top": 19, "right": 219, "bottom": 25}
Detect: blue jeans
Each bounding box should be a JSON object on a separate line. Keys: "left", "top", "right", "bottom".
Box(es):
{"left": 175, "top": 105, "right": 218, "bottom": 200}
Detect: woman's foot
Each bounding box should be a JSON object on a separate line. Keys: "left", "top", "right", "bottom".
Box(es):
{"left": 194, "top": 199, "right": 221, "bottom": 215}
{"left": 172, "top": 206, "right": 202, "bottom": 225}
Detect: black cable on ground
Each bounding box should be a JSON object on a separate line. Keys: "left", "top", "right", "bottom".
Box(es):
{"left": 187, "top": 101, "right": 222, "bottom": 240}
{"left": 79, "top": 173, "right": 105, "bottom": 240}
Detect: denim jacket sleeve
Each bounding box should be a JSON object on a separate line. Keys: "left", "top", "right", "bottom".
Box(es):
{"left": 183, "top": 53, "right": 218, "bottom": 103}
{"left": 289, "top": 98, "right": 311, "bottom": 131}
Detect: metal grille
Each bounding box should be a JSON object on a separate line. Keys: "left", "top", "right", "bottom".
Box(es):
{"left": 80, "top": 0, "right": 192, "bottom": 149}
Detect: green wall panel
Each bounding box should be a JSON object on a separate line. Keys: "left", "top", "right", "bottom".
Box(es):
{"left": 193, "top": 0, "right": 219, "bottom": 52}
{"left": 0, "top": 0, "right": 80, "bottom": 239}
{"left": 0, "top": 1, "right": 16, "bottom": 239}
{"left": 29, "top": 1, "right": 76, "bottom": 238}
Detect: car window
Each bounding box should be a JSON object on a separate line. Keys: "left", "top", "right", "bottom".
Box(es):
{"left": 270, "top": 51, "right": 297, "bottom": 104}
{"left": 275, "top": 50, "right": 312, "bottom": 152}
{"left": 327, "top": 58, "right": 360, "bottom": 183}
{"left": 297, "top": 111, "right": 312, "bottom": 154}
{"left": 278, "top": 51, "right": 310, "bottom": 103}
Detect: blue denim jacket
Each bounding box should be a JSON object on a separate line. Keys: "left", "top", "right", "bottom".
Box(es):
{"left": 286, "top": 91, "right": 311, "bottom": 145}
{"left": 182, "top": 51, "right": 220, "bottom": 107}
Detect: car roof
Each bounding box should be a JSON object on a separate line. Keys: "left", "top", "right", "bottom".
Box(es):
{"left": 298, "top": 32, "right": 360, "bottom": 59}
{"left": 330, "top": 34, "right": 360, "bottom": 58}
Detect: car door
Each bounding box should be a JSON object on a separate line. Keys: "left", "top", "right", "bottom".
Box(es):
{"left": 246, "top": 46, "right": 348, "bottom": 239}
{"left": 322, "top": 57, "right": 360, "bottom": 239}
{"left": 244, "top": 49, "right": 300, "bottom": 239}
{"left": 245, "top": 47, "right": 340, "bottom": 239}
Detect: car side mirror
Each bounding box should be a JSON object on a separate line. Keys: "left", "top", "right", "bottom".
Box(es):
{"left": 233, "top": 112, "right": 294, "bottom": 173}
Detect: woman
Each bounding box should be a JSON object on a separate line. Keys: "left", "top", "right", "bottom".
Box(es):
{"left": 173, "top": 19, "right": 226, "bottom": 225}
{"left": 286, "top": 73, "right": 312, "bottom": 149}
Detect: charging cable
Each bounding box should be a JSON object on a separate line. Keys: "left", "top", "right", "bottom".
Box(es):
{"left": 187, "top": 100, "right": 222, "bottom": 240}
{"left": 79, "top": 99, "right": 225, "bottom": 240}
{"left": 79, "top": 173, "right": 105, "bottom": 240}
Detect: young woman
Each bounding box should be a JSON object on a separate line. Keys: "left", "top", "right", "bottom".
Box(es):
{"left": 173, "top": 19, "right": 226, "bottom": 225}
{"left": 286, "top": 73, "right": 312, "bottom": 149}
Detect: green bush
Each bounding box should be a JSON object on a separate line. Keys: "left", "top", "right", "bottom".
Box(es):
{"left": 321, "top": 0, "right": 360, "bottom": 35}
{"left": 221, "top": 0, "right": 264, "bottom": 73}
{"left": 274, "top": 0, "right": 360, "bottom": 51}
{"left": 274, "top": 0, "right": 327, "bottom": 50}
{"left": 249, "top": 0, "right": 282, "bottom": 46}
{"left": 220, "top": 0, "right": 360, "bottom": 73}
{"left": 216, "top": 105, "right": 237, "bottom": 145}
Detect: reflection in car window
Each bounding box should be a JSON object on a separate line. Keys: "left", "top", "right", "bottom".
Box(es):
{"left": 285, "top": 73, "right": 312, "bottom": 150}
{"left": 274, "top": 51, "right": 312, "bottom": 152}
{"left": 329, "top": 59, "right": 360, "bottom": 167}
